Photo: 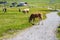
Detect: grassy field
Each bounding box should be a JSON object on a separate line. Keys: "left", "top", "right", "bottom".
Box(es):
{"left": 0, "top": 7, "right": 50, "bottom": 37}
{"left": 0, "top": 0, "right": 60, "bottom": 39}
{"left": 58, "top": 12, "right": 60, "bottom": 16}
{"left": 0, "top": 0, "right": 60, "bottom": 9}
{"left": 57, "top": 12, "right": 60, "bottom": 40}
{"left": 56, "top": 26, "right": 60, "bottom": 40}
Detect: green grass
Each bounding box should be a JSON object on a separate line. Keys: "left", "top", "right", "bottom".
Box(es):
{"left": 56, "top": 12, "right": 60, "bottom": 40}
{"left": 0, "top": 6, "right": 59, "bottom": 39}
{"left": 0, "top": 0, "right": 60, "bottom": 39}
{"left": 57, "top": 12, "right": 60, "bottom": 40}
{"left": 0, "top": 12, "right": 31, "bottom": 36}
{"left": 56, "top": 28, "right": 60, "bottom": 40}
{"left": 58, "top": 12, "right": 60, "bottom": 16}
{"left": 0, "top": 0, "right": 60, "bottom": 3}
{"left": 0, "top": 0, "right": 60, "bottom": 9}
{"left": 0, "top": 7, "right": 50, "bottom": 37}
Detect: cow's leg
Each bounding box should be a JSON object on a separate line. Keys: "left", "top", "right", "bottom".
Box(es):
{"left": 27, "top": 11, "right": 29, "bottom": 13}
{"left": 33, "top": 18, "right": 35, "bottom": 22}
{"left": 31, "top": 18, "right": 35, "bottom": 25}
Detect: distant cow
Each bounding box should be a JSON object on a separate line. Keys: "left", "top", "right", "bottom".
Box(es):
{"left": 22, "top": 8, "right": 29, "bottom": 13}
{"left": 3, "top": 7, "right": 7, "bottom": 13}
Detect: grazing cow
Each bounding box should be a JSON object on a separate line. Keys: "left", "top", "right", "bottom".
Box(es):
{"left": 3, "top": 7, "right": 7, "bottom": 13}
{"left": 29, "top": 13, "right": 42, "bottom": 24}
{"left": 22, "top": 8, "right": 29, "bottom": 13}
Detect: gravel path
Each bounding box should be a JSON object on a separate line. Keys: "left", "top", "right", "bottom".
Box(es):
{"left": 3, "top": 11, "right": 60, "bottom": 40}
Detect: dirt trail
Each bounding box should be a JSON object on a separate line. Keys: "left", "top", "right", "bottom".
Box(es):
{"left": 3, "top": 11, "right": 60, "bottom": 40}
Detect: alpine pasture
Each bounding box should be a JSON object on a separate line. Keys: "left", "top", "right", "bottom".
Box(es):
{"left": 0, "top": 7, "right": 49, "bottom": 37}
{"left": 0, "top": 0, "right": 60, "bottom": 39}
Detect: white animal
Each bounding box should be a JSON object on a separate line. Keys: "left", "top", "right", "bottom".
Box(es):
{"left": 22, "top": 8, "right": 29, "bottom": 13}
{"left": 24, "top": 8, "right": 29, "bottom": 11}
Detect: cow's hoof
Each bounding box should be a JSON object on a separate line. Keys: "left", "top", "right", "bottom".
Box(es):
{"left": 32, "top": 24, "right": 35, "bottom": 25}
